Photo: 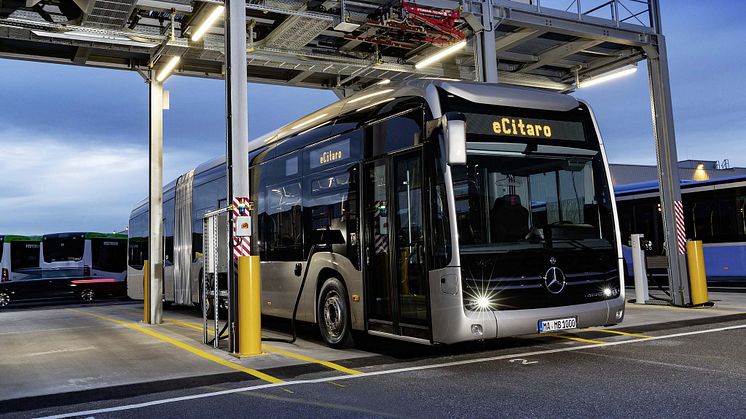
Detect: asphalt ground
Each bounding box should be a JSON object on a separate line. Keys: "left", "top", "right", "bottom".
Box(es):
{"left": 1, "top": 296, "right": 745, "bottom": 419}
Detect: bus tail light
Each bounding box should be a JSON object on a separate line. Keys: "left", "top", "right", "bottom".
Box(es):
{"left": 84, "top": 265, "right": 91, "bottom": 277}
{"left": 1, "top": 268, "right": 8, "bottom": 282}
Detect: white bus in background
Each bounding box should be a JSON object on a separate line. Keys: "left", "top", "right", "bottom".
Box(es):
{"left": 0, "top": 235, "right": 42, "bottom": 283}
{"left": 41, "top": 232, "right": 128, "bottom": 281}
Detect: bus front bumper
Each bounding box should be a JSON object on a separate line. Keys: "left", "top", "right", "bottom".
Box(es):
{"left": 430, "top": 293, "right": 625, "bottom": 344}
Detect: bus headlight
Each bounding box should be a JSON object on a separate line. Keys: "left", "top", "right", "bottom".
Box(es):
{"left": 475, "top": 296, "right": 492, "bottom": 310}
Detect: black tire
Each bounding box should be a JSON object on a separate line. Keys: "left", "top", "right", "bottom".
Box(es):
{"left": 80, "top": 288, "right": 95, "bottom": 302}
{"left": 199, "top": 273, "right": 215, "bottom": 319}
{"left": 317, "top": 277, "right": 354, "bottom": 349}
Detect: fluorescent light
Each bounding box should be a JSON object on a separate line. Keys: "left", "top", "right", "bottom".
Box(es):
{"left": 578, "top": 65, "right": 637, "bottom": 88}
{"left": 347, "top": 88, "right": 394, "bottom": 104}
{"left": 191, "top": 5, "right": 224, "bottom": 41}
{"left": 376, "top": 79, "right": 391, "bottom": 85}
{"left": 414, "top": 40, "right": 467, "bottom": 69}
{"left": 291, "top": 113, "right": 328, "bottom": 130}
{"left": 356, "top": 97, "right": 395, "bottom": 112}
{"left": 155, "top": 56, "right": 180, "bottom": 82}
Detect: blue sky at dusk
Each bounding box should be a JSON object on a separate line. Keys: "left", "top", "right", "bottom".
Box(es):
{"left": 0, "top": 1, "right": 744, "bottom": 234}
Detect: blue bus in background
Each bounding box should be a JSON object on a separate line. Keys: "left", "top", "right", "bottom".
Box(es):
{"left": 615, "top": 175, "right": 746, "bottom": 286}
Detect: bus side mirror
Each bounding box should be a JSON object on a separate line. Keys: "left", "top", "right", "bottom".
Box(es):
{"left": 443, "top": 112, "right": 466, "bottom": 165}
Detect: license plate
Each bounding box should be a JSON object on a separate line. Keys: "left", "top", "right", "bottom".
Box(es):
{"left": 538, "top": 317, "right": 577, "bottom": 333}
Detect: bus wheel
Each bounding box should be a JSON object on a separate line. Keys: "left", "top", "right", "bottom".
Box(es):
{"left": 318, "top": 278, "right": 354, "bottom": 349}
{"left": 0, "top": 292, "right": 9, "bottom": 307}
{"left": 81, "top": 289, "right": 95, "bottom": 302}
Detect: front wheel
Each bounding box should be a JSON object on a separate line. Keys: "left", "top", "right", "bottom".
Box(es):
{"left": 317, "top": 277, "right": 354, "bottom": 349}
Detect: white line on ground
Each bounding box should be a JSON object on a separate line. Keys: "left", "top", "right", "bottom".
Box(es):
{"left": 37, "top": 323, "right": 746, "bottom": 419}
{"left": 25, "top": 346, "right": 97, "bottom": 357}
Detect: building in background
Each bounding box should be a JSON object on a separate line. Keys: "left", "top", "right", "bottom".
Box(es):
{"left": 610, "top": 160, "right": 746, "bottom": 186}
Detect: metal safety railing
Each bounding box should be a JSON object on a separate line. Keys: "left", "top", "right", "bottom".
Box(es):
{"left": 511, "top": 0, "right": 652, "bottom": 28}
{"left": 202, "top": 207, "right": 231, "bottom": 348}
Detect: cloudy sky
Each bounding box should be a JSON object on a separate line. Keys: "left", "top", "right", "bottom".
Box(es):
{"left": 0, "top": 1, "right": 744, "bottom": 234}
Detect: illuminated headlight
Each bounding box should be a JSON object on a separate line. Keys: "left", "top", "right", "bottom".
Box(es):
{"left": 603, "top": 288, "right": 612, "bottom": 297}
{"left": 475, "top": 296, "right": 492, "bottom": 310}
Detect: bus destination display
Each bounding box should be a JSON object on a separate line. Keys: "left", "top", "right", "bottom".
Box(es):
{"left": 464, "top": 113, "right": 586, "bottom": 142}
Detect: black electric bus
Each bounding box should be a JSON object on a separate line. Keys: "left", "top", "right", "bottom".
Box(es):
{"left": 128, "top": 80, "right": 624, "bottom": 347}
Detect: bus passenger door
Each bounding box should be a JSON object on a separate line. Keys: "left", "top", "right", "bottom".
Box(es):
{"left": 363, "top": 151, "right": 430, "bottom": 341}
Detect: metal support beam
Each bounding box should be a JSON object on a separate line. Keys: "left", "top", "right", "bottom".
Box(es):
{"left": 521, "top": 39, "right": 602, "bottom": 73}
{"left": 289, "top": 69, "right": 315, "bottom": 83}
{"left": 225, "top": 0, "right": 250, "bottom": 353}
{"left": 646, "top": 34, "right": 690, "bottom": 307}
{"left": 494, "top": 28, "right": 544, "bottom": 52}
{"left": 475, "top": 0, "right": 498, "bottom": 83}
{"left": 72, "top": 47, "right": 91, "bottom": 65}
{"left": 147, "top": 74, "right": 164, "bottom": 325}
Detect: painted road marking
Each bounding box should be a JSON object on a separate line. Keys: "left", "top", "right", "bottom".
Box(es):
{"left": 591, "top": 329, "right": 653, "bottom": 339}
{"left": 261, "top": 345, "right": 362, "bottom": 376}
{"left": 716, "top": 305, "right": 746, "bottom": 310}
{"left": 66, "top": 309, "right": 283, "bottom": 384}
{"left": 627, "top": 304, "right": 746, "bottom": 315}
{"left": 163, "top": 317, "right": 362, "bottom": 376}
{"left": 41, "top": 323, "right": 746, "bottom": 419}
{"left": 553, "top": 334, "right": 605, "bottom": 344}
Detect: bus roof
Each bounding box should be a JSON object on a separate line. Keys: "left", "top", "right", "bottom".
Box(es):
{"left": 130, "top": 80, "right": 582, "bottom": 216}
{"left": 0, "top": 235, "right": 41, "bottom": 243}
{"left": 614, "top": 173, "right": 746, "bottom": 196}
{"left": 42, "top": 232, "right": 127, "bottom": 240}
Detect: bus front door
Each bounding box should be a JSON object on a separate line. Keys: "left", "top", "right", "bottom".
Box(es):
{"left": 364, "top": 151, "right": 431, "bottom": 341}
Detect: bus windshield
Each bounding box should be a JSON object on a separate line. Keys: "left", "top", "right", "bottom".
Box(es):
{"left": 451, "top": 153, "right": 616, "bottom": 252}
{"left": 43, "top": 234, "right": 85, "bottom": 263}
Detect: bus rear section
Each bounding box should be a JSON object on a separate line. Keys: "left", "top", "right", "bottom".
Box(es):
{"left": 41, "top": 232, "right": 88, "bottom": 278}
{"left": 6, "top": 236, "right": 42, "bottom": 281}
{"left": 0, "top": 235, "right": 43, "bottom": 306}
{"left": 88, "top": 234, "right": 128, "bottom": 281}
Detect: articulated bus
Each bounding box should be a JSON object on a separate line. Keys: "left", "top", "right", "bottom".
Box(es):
{"left": 616, "top": 175, "right": 746, "bottom": 285}
{"left": 127, "top": 80, "right": 624, "bottom": 347}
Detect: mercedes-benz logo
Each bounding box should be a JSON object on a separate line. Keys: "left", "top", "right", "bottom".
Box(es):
{"left": 544, "top": 266, "right": 566, "bottom": 294}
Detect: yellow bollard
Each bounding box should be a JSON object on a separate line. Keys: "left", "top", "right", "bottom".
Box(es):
{"left": 143, "top": 260, "right": 150, "bottom": 323}
{"left": 686, "top": 240, "right": 709, "bottom": 306}
{"left": 238, "top": 255, "right": 262, "bottom": 356}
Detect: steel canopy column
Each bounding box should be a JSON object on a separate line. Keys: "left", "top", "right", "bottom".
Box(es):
{"left": 647, "top": 0, "right": 690, "bottom": 306}
{"left": 475, "top": 0, "right": 498, "bottom": 83}
{"left": 148, "top": 74, "right": 164, "bottom": 324}
{"left": 225, "top": 0, "right": 249, "bottom": 353}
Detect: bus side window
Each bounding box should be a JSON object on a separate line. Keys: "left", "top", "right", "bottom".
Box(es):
{"left": 163, "top": 198, "right": 175, "bottom": 264}
{"left": 303, "top": 165, "right": 359, "bottom": 268}
{"left": 128, "top": 212, "right": 148, "bottom": 270}
{"left": 365, "top": 110, "right": 422, "bottom": 158}
{"left": 257, "top": 152, "right": 304, "bottom": 262}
